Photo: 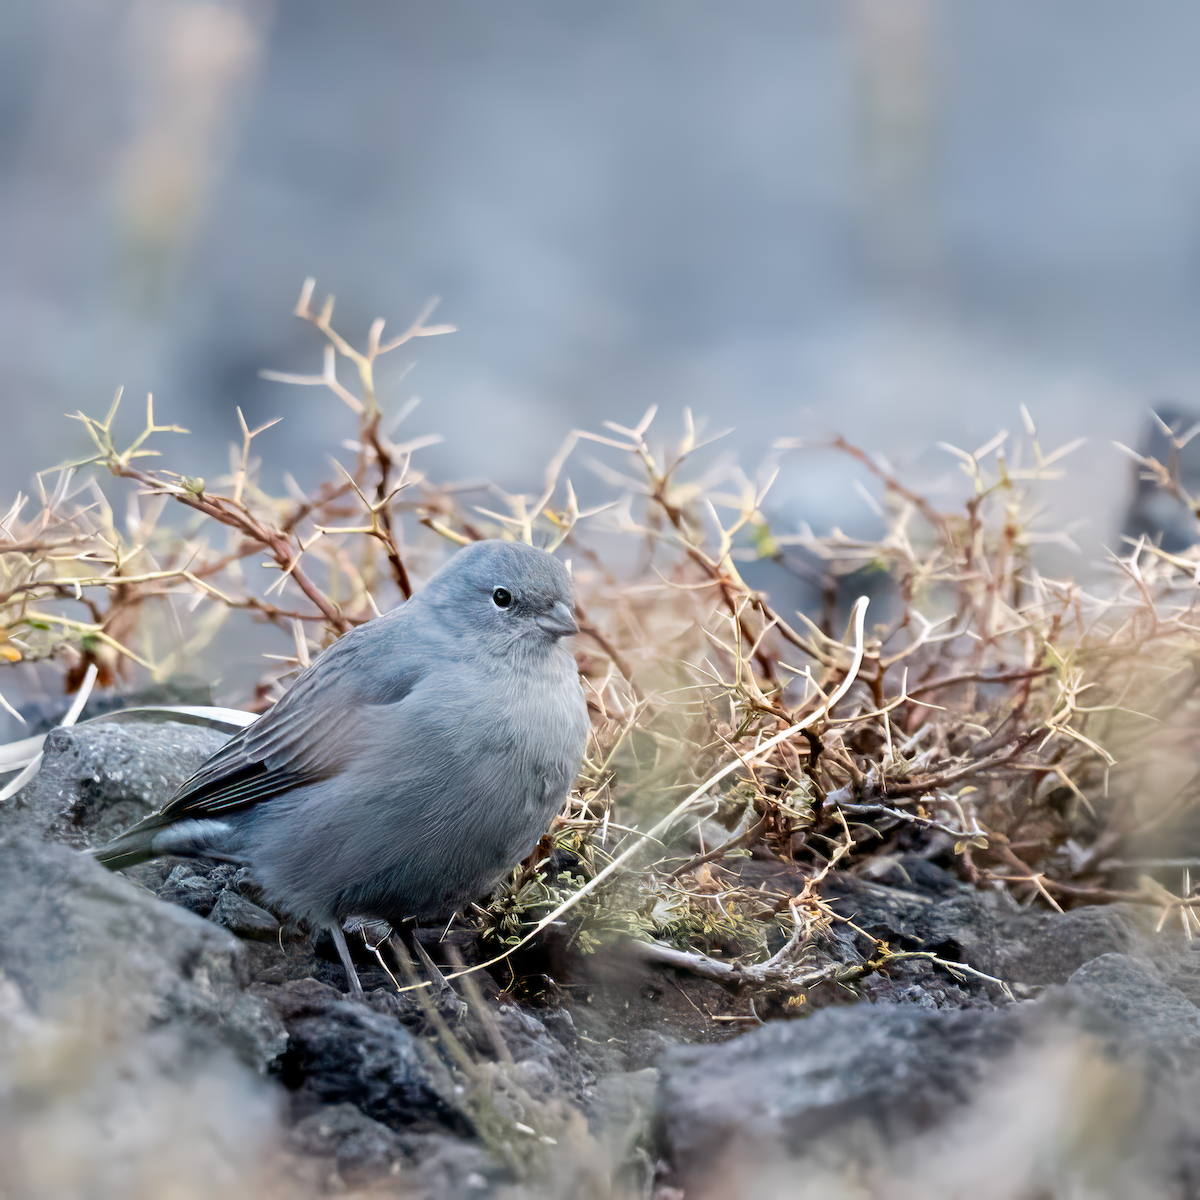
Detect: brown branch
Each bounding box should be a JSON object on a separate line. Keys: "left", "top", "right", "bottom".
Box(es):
{"left": 885, "top": 730, "right": 1043, "bottom": 797}
{"left": 280, "top": 478, "right": 358, "bottom": 534}
{"left": 0, "top": 579, "right": 96, "bottom": 606}
{"left": 646, "top": 476, "right": 822, "bottom": 674}
{"left": 668, "top": 813, "right": 769, "bottom": 880}
{"left": 624, "top": 937, "right": 1009, "bottom": 997}
{"left": 110, "top": 463, "right": 350, "bottom": 632}
{"left": 362, "top": 415, "right": 413, "bottom": 599}
{"left": 828, "top": 434, "right": 950, "bottom": 536}
{"left": 185, "top": 540, "right": 264, "bottom": 579}
{"left": 905, "top": 668, "right": 1053, "bottom": 700}
{"left": 207, "top": 592, "right": 370, "bottom": 627}
{"left": 0, "top": 538, "right": 92, "bottom": 556}
{"left": 575, "top": 600, "right": 643, "bottom": 700}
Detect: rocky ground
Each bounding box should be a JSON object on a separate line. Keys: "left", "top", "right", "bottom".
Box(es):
{"left": 4, "top": 716, "right": 1200, "bottom": 1198}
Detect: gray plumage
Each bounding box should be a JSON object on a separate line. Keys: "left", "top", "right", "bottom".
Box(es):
{"left": 94, "top": 540, "right": 589, "bottom": 979}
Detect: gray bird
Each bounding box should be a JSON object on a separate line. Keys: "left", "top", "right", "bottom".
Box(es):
{"left": 93, "top": 539, "right": 589, "bottom": 996}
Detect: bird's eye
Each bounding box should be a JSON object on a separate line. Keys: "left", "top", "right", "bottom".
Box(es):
{"left": 492, "top": 587, "right": 513, "bottom": 608}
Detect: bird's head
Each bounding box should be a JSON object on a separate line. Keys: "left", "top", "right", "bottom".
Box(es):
{"left": 421, "top": 539, "right": 579, "bottom": 651}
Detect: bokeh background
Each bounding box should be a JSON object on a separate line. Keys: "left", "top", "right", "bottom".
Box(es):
{"left": 4, "top": 0, "right": 1200, "bottom": 564}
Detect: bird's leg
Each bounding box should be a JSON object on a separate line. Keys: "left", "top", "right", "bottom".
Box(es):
{"left": 411, "top": 931, "right": 454, "bottom": 996}
{"left": 329, "top": 923, "right": 365, "bottom": 1000}
{"left": 412, "top": 929, "right": 470, "bottom": 1022}
{"left": 388, "top": 929, "right": 466, "bottom": 1019}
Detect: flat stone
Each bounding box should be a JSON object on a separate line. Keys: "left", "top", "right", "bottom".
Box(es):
{"left": 826, "top": 875, "right": 1147, "bottom": 987}
{"left": 10, "top": 719, "right": 229, "bottom": 846}
{"left": 211, "top": 889, "right": 282, "bottom": 940}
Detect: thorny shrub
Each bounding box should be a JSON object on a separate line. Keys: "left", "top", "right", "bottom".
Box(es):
{"left": 3, "top": 281, "right": 1200, "bottom": 1002}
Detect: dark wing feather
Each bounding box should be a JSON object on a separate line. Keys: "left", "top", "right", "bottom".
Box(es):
{"left": 158, "top": 762, "right": 331, "bottom": 818}
{"left": 154, "top": 609, "right": 426, "bottom": 822}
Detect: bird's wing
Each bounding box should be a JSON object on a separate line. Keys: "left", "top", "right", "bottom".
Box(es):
{"left": 155, "top": 613, "right": 426, "bottom": 821}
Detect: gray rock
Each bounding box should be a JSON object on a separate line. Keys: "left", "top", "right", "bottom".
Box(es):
{"left": 0, "top": 976, "right": 283, "bottom": 1200}
{"left": 8, "top": 720, "right": 229, "bottom": 845}
{"left": 252, "top": 978, "right": 461, "bottom": 1132}
{"left": 655, "top": 949, "right": 1200, "bottom": 1195}
{"left": 493, "top": 1004, "right": 578, "bottom": 1097}
{"left": 210, "top": 888, "right": 282, "bottom": 940}
{"left": 1067, "top": 953, "right": 1200, "bottom": 1060}
{"left": 1137, "top": 936, "right": 1200, "bottom": 1013}
{"left": 657, "top": 1002, "right": 1025, "bottom": 1183}
{"left": 288, "top": 1101, "right": 407, "bottom": 1184}
{"left": 159, "top": 862, "right": 240, "bottom": 917}
{"left": 0, "top": 834, "right": 286, "bottom": 1072}
{"left": 826, "top": 875, "right": 1147, "bottom": 987}
{"left": 395, "top": 1131, "right": 504, "bottom": 1199}
{"left": 986, "top": 905, "right": 1150, "bottom": 986}
{"left": 858, "top": 954, "right": 986, "bottom": 1009}
{"left": 0, "top": 722, "right": 303, "bottom": 1198}
{"left": 0, "top": 720, "right": 286, "bottom": 1073}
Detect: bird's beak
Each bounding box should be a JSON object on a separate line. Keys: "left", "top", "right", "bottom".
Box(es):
{"left": 537, "top": 600, "right": 580, "bottom": 638}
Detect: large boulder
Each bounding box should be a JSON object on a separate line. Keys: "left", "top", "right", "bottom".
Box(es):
{"left": 0, "top": 833, "right": 289, "bottom": 1198}
{"left": 656, "top": 951, "right": 1200, "bottom": 1198}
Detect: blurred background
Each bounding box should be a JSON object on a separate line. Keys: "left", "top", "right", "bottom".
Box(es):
{"left": 3, "top": 0, "right": 1200, "bottom": 564}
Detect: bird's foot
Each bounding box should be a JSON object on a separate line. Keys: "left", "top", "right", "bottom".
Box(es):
{"left": 412, "top": 933, "right": 468, "bottom": 1022}
{"left": 432, "top": 983, "right": 469, "bottom": 1024}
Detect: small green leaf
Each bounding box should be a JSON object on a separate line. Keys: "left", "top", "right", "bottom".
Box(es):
{"left": 750, "top": 521, "right": 778, "bottom": 559}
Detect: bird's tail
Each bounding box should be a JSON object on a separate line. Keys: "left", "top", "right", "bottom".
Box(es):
{"left": 90, "top": 814, "right": 166, "bottom": 870}
{"left": 91, "top": 814, "right": 236, "bottom": 871}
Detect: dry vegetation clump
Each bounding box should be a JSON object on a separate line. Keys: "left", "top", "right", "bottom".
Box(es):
{"left": 4, "top": 281, "right": 1200, "bottom": 1004}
